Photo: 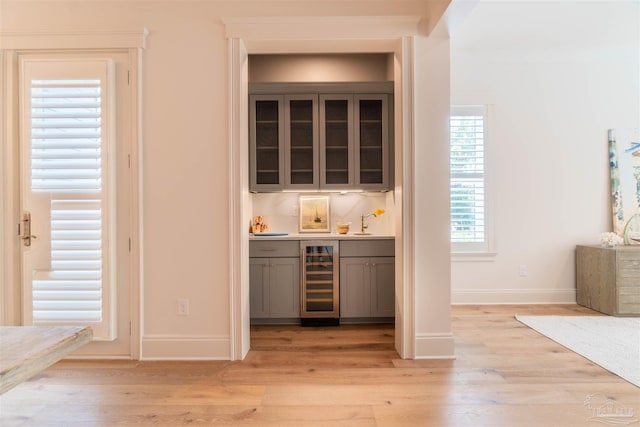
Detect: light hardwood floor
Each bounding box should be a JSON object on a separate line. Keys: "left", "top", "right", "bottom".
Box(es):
{"left": 1, "top": 305, "right": 638, "bottom": 426}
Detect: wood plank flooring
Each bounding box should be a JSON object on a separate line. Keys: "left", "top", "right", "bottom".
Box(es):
{"left": 1, "top": 305, "right": 638, "bottom": 426}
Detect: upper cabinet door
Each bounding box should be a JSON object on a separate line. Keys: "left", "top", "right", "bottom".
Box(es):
{"left": 319, "top": 95, "right": 354, "bottom": 190}
{"left": 284, "top": 95, "right": 319, "bottom": 190}
{"left": 355, "top": 94, "right": 389, "bottom": 191}
{"left": 250, "top": 95, "right": 284, "bottom": 192}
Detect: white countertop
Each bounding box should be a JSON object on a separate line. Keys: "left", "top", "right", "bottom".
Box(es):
{"left": 250, "top": 233, "right": 394, "bottom": 241}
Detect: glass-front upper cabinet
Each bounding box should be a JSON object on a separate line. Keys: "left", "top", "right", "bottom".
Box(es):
{"left": 250, "top": 95, "right": 284, "bottom": 191}
{"left": 285, "top": 95, "right": 318, "bottom": 190}
{"left": 355, "top": 94, "right": 389, "bottom": 190}
{"left": 249, "top": 87, "right": 391, "bottom": 192}
{"left": 319, "top": 95, "right": 353, "bottom": 189}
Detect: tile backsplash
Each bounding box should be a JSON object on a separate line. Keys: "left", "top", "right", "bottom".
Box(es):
{"left": 251, "top": 192, "right": 394, "bottom": 235}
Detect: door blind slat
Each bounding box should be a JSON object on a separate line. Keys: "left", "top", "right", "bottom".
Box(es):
{"left": 29, "top": 77, "right": 107, "bottom": 328}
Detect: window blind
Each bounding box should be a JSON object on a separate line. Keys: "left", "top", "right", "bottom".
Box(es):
{"left": 450, "top": 108, "right": 486, "bottom": 245}
{"left": 32, "top": 199, "right": 103, "bottom": 322}
{"left": 21, "top": 58, "right": 116, "bottom": 341}
{"left": 30, "top": 79, "right": 102, "bottom": 192}
{"left": 30, "top": 79, "right": 105, "bottom": 326}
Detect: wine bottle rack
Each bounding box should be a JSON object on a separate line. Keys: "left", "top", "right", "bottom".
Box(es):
{"left": 300, "top": 241, "right": 339, "bottom": 321}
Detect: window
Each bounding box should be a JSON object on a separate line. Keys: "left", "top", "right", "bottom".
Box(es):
{"left": 450, "top": 105, "right": 492, "bottom": 255}
{"left": 21, "top": 58, "right": 117, "bottom": 340}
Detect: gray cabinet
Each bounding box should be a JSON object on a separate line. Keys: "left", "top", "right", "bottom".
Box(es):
{"left": 318, "top": 94, "right": 390, "bottom": 191}
{"left": 284, "top": 95, "right": 319, "bottom": 190}
{"left": 319, "top": 95, "right": 353, "bottom": 189}
{"left": 370, "top": 257, "right": 395, "bottom": 317}
{"left": 249, "top": 84, "right": 392, "bottom": 192}
{"left": 250, "top": 258, "right": 300, "bottom": 319}
{"left": 576, "top": 245, "right": 640, "bottom": 316}
{"left": 340, "top": 240, "right": 395, "bottom": 320}
{"left": 249, "top": 241, "right": 300, "bottom": 322}
{"left": 249, "top": 94, "right": 319, "bottom": 192}
{"left": 354, "top": 94, "right": 389, "bottom": 191}
{"left": 249, "top": 238, "right": 395, "bottom": 323}
{"left": 249, "top": 95, "right": 284, "bottom": 192}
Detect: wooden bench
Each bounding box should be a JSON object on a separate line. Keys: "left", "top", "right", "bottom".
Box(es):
{"left": 0, "top": 326, "right": 92, "bottom": 394}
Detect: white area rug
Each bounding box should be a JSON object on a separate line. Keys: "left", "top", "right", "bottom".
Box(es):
{"left": 516, "top": 315, "right": 640, "bottom": 387}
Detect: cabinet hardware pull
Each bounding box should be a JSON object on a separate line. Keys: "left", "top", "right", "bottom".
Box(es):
{"left": 20, "top": 212, "right": 37, "bottom": 247}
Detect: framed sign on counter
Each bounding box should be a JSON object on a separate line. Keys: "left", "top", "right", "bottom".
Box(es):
{"left": 299, "top": 195, "right": 330, "bottom": 233}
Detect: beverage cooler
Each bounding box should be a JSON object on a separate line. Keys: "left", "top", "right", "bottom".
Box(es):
{"left": 300, "top": 241, "right": 339, "bottom": 325}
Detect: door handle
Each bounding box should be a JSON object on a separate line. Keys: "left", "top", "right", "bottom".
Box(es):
{"left": 20, "top": 212, "right": 37, "bottom": 247}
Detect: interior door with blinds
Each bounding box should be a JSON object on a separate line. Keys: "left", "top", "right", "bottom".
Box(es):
{"left": 19, "top": 53, "right": 132, "bottom": 357}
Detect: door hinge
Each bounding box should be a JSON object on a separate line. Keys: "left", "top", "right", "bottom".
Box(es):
{"left": 128, "top": 237, "right": 132, "bottom": 252}
{"left": 129, "top": 321, "right": 132, "bottom": 336}
{"left": 127, "top": 70, "right": 130, "bottom": 85}
{"left": 128, "top": 154, "right": 131, "bottom": 169}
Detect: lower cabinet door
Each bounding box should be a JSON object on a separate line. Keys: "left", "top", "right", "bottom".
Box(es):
{"left": 340, "top": 257, "right": 371, "bottom": 318}
{"left": 249, "top": 258, "right": 269, "bottom": 318}
{"left": 250, "top": 257, "right": 300, "bottom": 319}
{"left": 370, "top": 257, "right": 395, "bottom": 317}
{"left": 269, "top": 258, "right": 300, "bottom": 318}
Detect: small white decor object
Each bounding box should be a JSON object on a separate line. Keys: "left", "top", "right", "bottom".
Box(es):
{"left": 599, "top": 232, "right": 624, "bottom": 247}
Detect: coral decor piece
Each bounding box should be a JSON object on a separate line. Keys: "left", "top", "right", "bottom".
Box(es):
{"left": 251, "top": 216, "right": 269, "bottom": 233}
{"left": 599, "top": 232, "right": 624, "bottom": 248}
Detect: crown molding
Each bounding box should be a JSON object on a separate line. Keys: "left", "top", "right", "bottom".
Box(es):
{"left": 223, "top": 16, "right": 419, "bottom": 53}
{"left": 223, "top": 15, "right": 420, "bottom": 40}
{"left": 0, "top": 29, "right": 149, "bottom": 50}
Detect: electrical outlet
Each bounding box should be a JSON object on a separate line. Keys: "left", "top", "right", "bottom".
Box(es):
{"left": 518, "top": 264, "right": 528, "bottom": 277}
{"left": 178, "top": 298, "right": 190, "bottom": 316}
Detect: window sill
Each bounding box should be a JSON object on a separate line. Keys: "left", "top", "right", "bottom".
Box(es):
{"left": 451, "top": 251, "right": 497, "bottom": 262}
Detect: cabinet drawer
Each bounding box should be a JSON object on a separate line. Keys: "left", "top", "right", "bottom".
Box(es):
{"left": 618, "top": 287, "right": 640, "bottom": 314}
{"left": 250, "top": 241, "right": 300, "bottom": 257}
{"left": 618, "top": 276, "right": 640, "bottom": 287}
{"left": 617, "top": 251, "right": 640, "bottom": 280}
{"left": 340, "top": 239, "right": 394, "bottom": 257}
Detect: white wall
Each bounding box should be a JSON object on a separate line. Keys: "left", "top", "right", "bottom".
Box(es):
{"left": 450, "top": 1, "right": 640, "bottom": 303}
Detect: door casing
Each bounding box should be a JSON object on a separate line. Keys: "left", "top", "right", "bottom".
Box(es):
{"left": 0, "top": 32, "right": 145, "bottom": 359}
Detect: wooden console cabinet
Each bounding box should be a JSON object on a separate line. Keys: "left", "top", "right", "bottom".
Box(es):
{"left": 576, "top": 245, "right": 640, "bottom": 316}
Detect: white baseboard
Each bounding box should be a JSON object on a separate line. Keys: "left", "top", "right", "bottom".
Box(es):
{"left": 141, "top": 334, "right": 230, "bottom": 360}
{"left": 414, "top": 333, "right": 455, "bottom": 359}
{"left": 452, "top": 289, "right": 577, "bottom": 305}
